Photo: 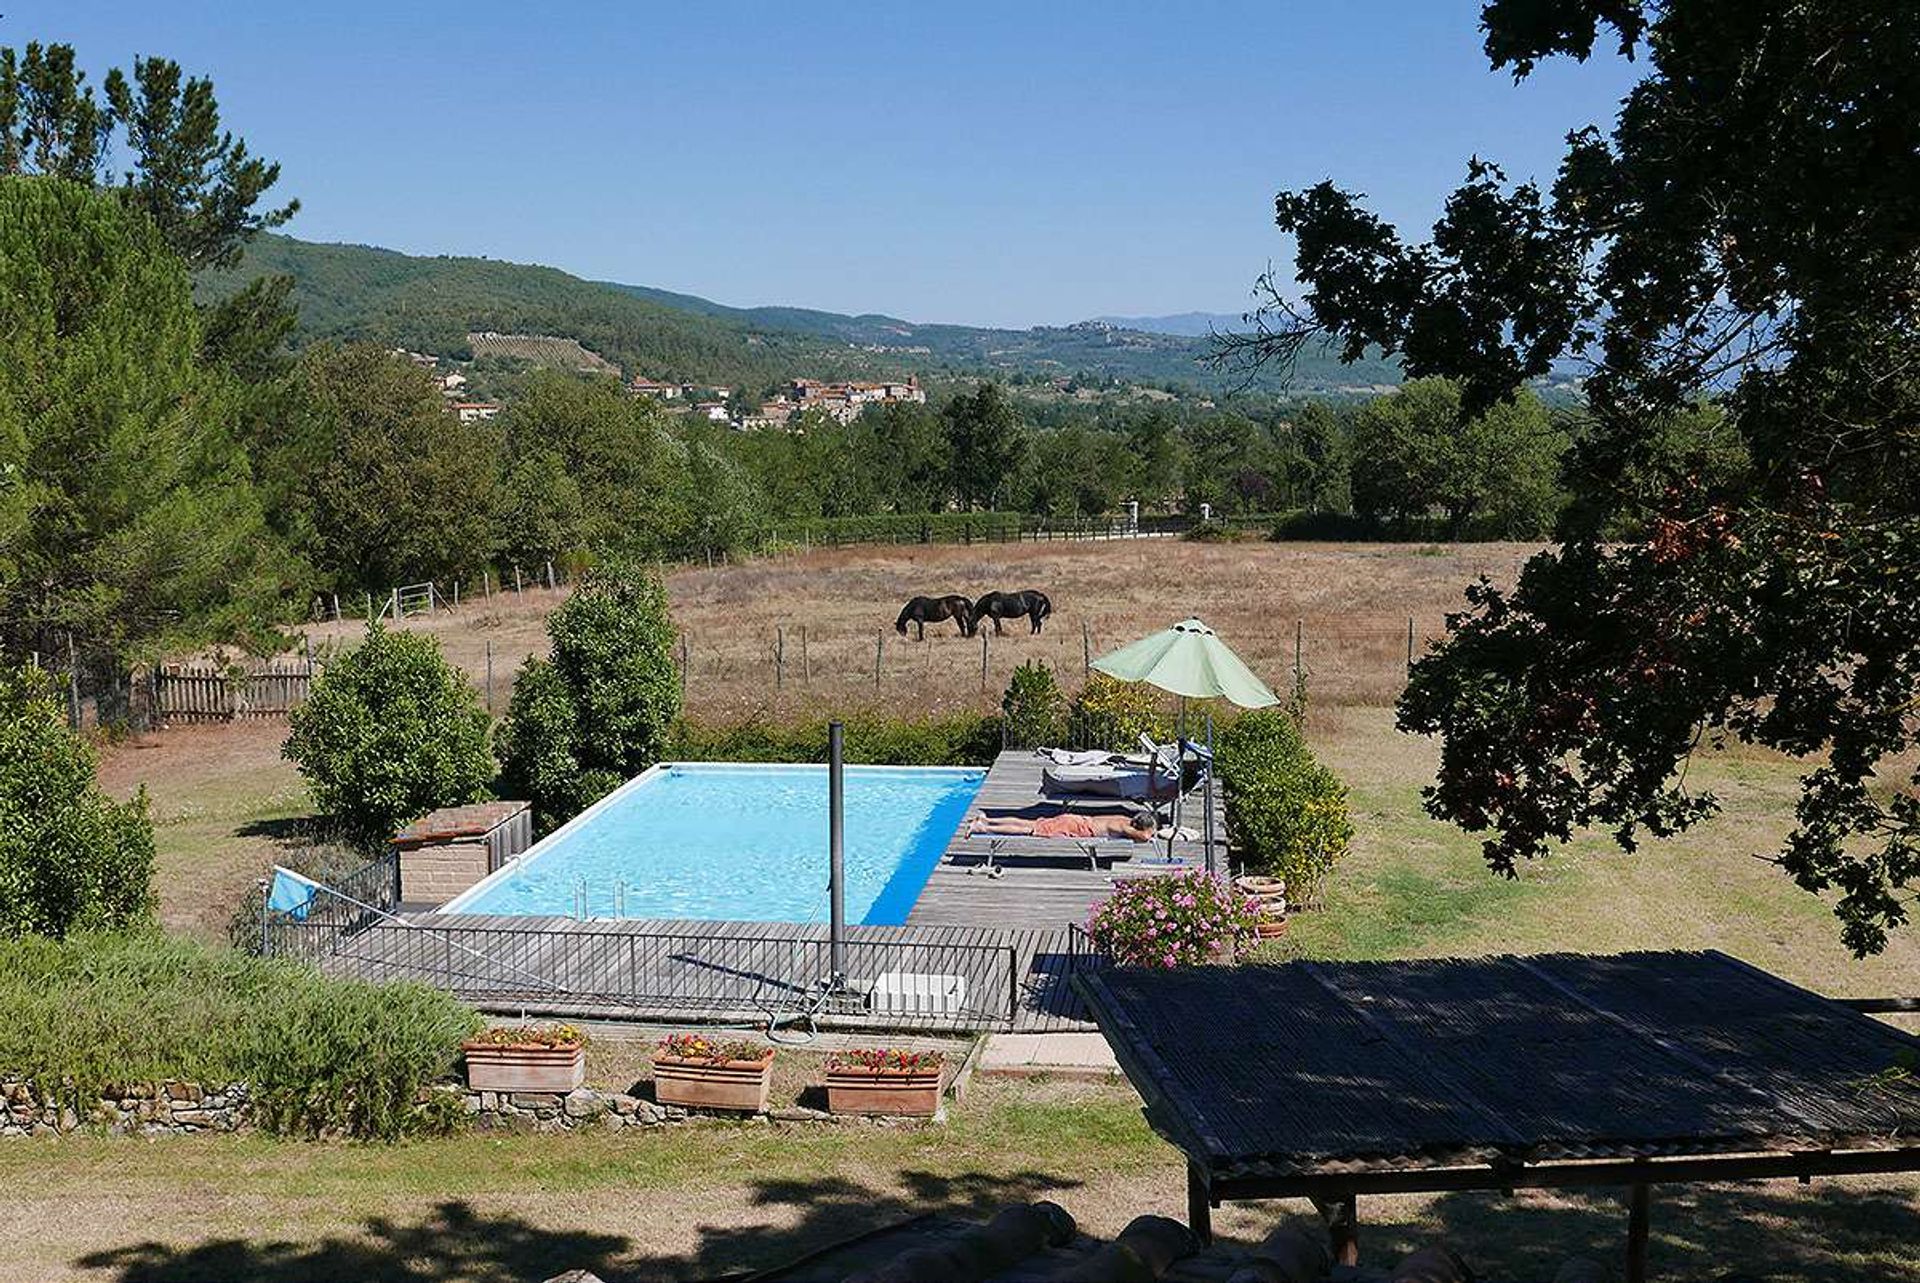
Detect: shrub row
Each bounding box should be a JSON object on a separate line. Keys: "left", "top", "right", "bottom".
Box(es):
{"left": 670, "top": 711, "right": 1003, "bottom": 767}
{"left": 0, "top": 931, "right": 479, "bottom": 1140}
{"left": 1215, "top": 709, "right": 1353, "bottom": 904}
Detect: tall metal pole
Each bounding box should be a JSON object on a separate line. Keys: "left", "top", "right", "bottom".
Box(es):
{"left": 828, "top": 720, "right": 847, "bottom": 988}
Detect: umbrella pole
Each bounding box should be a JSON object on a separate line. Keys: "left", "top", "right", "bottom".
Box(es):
{"left": 1204, "top": 712, "right": 1216, "bottom": 876}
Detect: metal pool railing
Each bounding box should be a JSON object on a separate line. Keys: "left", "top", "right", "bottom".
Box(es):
{"left": 265, "top": 917, "right": 1023, "bottom": 1034}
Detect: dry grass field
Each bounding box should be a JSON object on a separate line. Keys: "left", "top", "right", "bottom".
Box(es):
{"left": 306, "top": 539, "right": 1540, "bottom": 720}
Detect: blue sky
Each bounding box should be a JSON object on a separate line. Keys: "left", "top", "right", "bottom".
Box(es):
{"left": 9, "top": 2, "right": 1639, "bottom": 328}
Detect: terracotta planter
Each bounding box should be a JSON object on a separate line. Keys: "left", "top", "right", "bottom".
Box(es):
{"left": 825, "top": 1066, "right": 944, "bottom": 1117}
{"left": 463, "top": 1042, "right": 585, "bottom": 1093}
{"left": 1254, "top": 918, "right": 1289, "bottom": 939}
{"left": 652, "top": 1052, "right": 775, "bottom": 1113}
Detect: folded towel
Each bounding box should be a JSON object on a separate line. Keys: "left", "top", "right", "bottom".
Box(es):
{"left": 1157, "top": 825, "right": 1198, "bottom": 841}
{"left": 1036, "top": 747, "right": 1116, "bottom": 767}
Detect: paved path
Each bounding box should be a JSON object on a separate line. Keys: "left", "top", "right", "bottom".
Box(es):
{"left": 978, "top": 1031, "right": 1121, "bottom": 1079}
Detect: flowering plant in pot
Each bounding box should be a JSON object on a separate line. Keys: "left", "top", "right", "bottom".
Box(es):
{"left": 652, "top": 1033, "right": 775, "bottom": 1113}
{"left": 463, "top": 1024, "right": 587, "bottom": 1092}
{"left": 1085, "top": 869, "right": 1259, "bottom": 967}
{"left": 824, "top": 1047, "right": 946, "bottom": 1117}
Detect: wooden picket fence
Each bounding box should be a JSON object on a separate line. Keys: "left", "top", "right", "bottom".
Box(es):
{"left": 152, "top": 658, "right": 317, "bottom": 725}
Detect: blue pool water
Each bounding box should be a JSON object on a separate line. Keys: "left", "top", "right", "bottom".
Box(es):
{"left": 445, "top": 763, "right": 984, "bottom": 925}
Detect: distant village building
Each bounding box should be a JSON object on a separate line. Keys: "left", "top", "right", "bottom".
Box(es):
{"left": 693, "top": 401, "right": 730, "bottom": 422}
{"left": 629, "top": 377, "right": 683, "bottom": 400}
{"left": 451, "top": 401, "right": 503, "bottom": 424}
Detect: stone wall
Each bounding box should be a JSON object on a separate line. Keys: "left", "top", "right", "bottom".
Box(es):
{"left": 3, "top": 1079, "right": 249, "bottom": 1137}
{"left": 4, "top": 1078, "right": 923, "bottom": 1138}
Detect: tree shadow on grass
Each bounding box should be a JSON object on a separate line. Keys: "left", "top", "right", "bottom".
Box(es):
{"left": 75, "top": 1201, "right": 627, "bottom": 1283}
{"left": 71, "top": 1170, "right": 1081, "bottom": 1283}
{"left": 633, "top": 1167, "right": 1082, "bottom": 1281}
{"left": 1237, "top": 1177, "right": 1920, "bottom": 1282}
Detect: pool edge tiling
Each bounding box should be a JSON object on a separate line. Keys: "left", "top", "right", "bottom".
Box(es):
{"left": 440, "top": 762, "right": 985, "bottom": 926}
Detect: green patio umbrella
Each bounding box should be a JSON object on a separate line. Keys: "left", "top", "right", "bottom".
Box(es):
{"left": 1092, "top": 618, "right": 1280, "bottom": 709}
{"left": 1092, "top": 618, "right": 1279, "bottom": 872}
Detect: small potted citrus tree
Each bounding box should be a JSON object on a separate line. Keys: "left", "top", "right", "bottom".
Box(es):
{"left": 463, "top": 1025, "right": 586, "bottom": 1092}
{"left": 652, "top": 1033, "right": 775, "bottom": 1113}
{"left": 824, "top": 1047, "right": 946, "bottom": 1117}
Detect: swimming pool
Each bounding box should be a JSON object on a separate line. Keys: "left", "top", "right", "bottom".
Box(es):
{"left": 442, "top": 763, "right": 985, "bottom": 925}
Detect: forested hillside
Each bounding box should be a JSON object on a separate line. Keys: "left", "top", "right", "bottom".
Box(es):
{"left": 204, "top": 235, "right": 1402, "bottom": 394}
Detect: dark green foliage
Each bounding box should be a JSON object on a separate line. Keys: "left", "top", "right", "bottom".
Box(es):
{"left": 944, "top": 383, "right": 1028, "bottom": 510}
{"left": 669, "top": 712, "right": 1003, "bottom": 768}
{"left": 495, "top": 562, "right": 681, "bottom": 829}
{"left": 492, "top": 449, "right": 585, "bottom": 573}
{"left": 284, "top": 622, "right": 493, "bottom": 845}
{"left": 0, "top": 177, "right": 283, "bottom": 658}
{"left": 1216, "top": 710, "right": 1353, "bottom": 904}
{"left": 294, "top": 343, "right": 501, "bottom": 592}
{"left": 1349, "top": 379, "right": 1563, "bottom": 537}
{"left": 1254, "top": 0, "right": 1920, "bottom": 952}
{"left": 1000, "top": 661, "right": 1066, "bottom": 750}
{"left": 0, "top": 931, "right": 479, "bottom": 1140}
{"left": 0, "top": 664, "right": 154, "bottom": 938}
{"left": 1, "top": 43, "right": 295, "bottom": 268}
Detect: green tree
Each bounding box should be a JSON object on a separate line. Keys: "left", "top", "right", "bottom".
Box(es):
{"left": 944, "top": 383, "right": 1027, "bottom": 510}
{"left": 0, "top": 177, "right": 281, "bottom": 659}
{"left": 0, "top": 663, "right": 154, "bottom": 937}
{"left": 493, "top": 450, "right": 585, "bottom": 573}
{"left": 1242, "top": 0, "right": 1920, "bottom": 953}
{"left": 1216, "top": 709, "right": 1352, "bottom": 904}
{"left": 496, "top": 562, "right": 681, "bottom": 829}
{"left": 500, "top": 372, "right": 691, "bottom": 556}
{"left": 1125, "top": 411, "right": 1184, "bottom": 510}
{"left": 1349, "top": 379, "right": 1562, "bottom": 537}
{"left": 1279, "top": 401, "right": 1351, "bottom": 512}
{"left": 295, "top": 343, "right": 499, "bottom": 592}
{"left": 865, "top": 400, "right": 951, "bottom": 512}
{"left": 1, "top": 43, "right": 296, "bottom": 269}
{"left": 284, "top": 622, "right": 493, "bottom": 844}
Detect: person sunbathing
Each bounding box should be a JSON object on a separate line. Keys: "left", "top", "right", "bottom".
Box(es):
{"left": 967, "top": 811, "right": 1156, "bottom": 841}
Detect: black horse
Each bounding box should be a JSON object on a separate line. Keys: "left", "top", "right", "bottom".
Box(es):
{"left": 973, "top": 589, "right": 1052, "bottom": 635}
{"left": 895, "top": 594, "right": 975, "bottom": 640}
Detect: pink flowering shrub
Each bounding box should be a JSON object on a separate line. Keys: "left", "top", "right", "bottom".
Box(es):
{"left": 1086, "top": 869, "right": 1259, "bottom": 967}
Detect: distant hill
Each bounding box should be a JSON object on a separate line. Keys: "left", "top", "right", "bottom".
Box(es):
{"left": 202, "top": 236, "right": 1405, "bottom": 396}
{"left": 1089, "top": 311, "right": 1251, "bottom": 338}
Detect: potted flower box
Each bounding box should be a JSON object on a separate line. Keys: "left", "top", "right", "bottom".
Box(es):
{"left": 824, "top": 1048, "right": 946, "bottom": 1117}
{"left": 464, "top": 1025, "right": 586, "bottom": 1093}
{"left": 652, "top": 1034, "right": 775, "bottom": 1113}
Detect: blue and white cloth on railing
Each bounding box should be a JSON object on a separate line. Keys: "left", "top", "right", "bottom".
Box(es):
{"left": 267, "top": 866, "right": 321, "bottom": 921}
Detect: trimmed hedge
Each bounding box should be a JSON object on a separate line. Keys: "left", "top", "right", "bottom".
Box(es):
{"left": 1216, "top": 710, "right": 1353, "bottom": 904}
{"left": 0, "top": 932, "right": 479, "bottom": 1140}
{"left": 670, "top": 711, "right": 1002, "bottom": 766}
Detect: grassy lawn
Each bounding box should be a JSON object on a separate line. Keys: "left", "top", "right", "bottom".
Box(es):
{"left": 1, "top": 1077, "right": 1913, "bottom": 1281}
{"left": 71, "top": 655, "right": 1918, "bottom": 1281}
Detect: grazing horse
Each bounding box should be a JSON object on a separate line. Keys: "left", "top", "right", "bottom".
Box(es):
{"left": 973, "top": 589, "right": 1052, "bottom": 635}
{"left": 895, "top": 594, "right": 975, "bottom": 640}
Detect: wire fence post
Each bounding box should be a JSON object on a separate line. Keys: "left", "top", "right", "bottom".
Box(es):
{"left": 980, "top": 628, "right": 989, "bottom": 690}
{"left": 775, "top": 625, "right": 785, "bottom": 691}
{"left": 679, "top": 635, "right": 690, "bottom": 701}
{"left": 514, "top": 566, "right": 524, "bottom": 598}
{"left": 546, "top": 560, "right": 556, "bottom": 590}
{"left": 1294, "top": 617, "right": 1304, "bottom": 690}
{"left": 1406, "top": 616, "right": 1415, "bottom": 673}
{"left": 485, "top": 638, "right": 494, "bottom": 713}
{"left": 1082, "top": 620, "right": 1092, "bottom": 676}
{"left": 874, "top": 631, "right": 883, "bottom": 688}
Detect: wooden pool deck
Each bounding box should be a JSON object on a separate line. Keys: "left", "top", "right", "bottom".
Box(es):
{"left": 303, "top": 752, "right": 1218, "bottom": 1033}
